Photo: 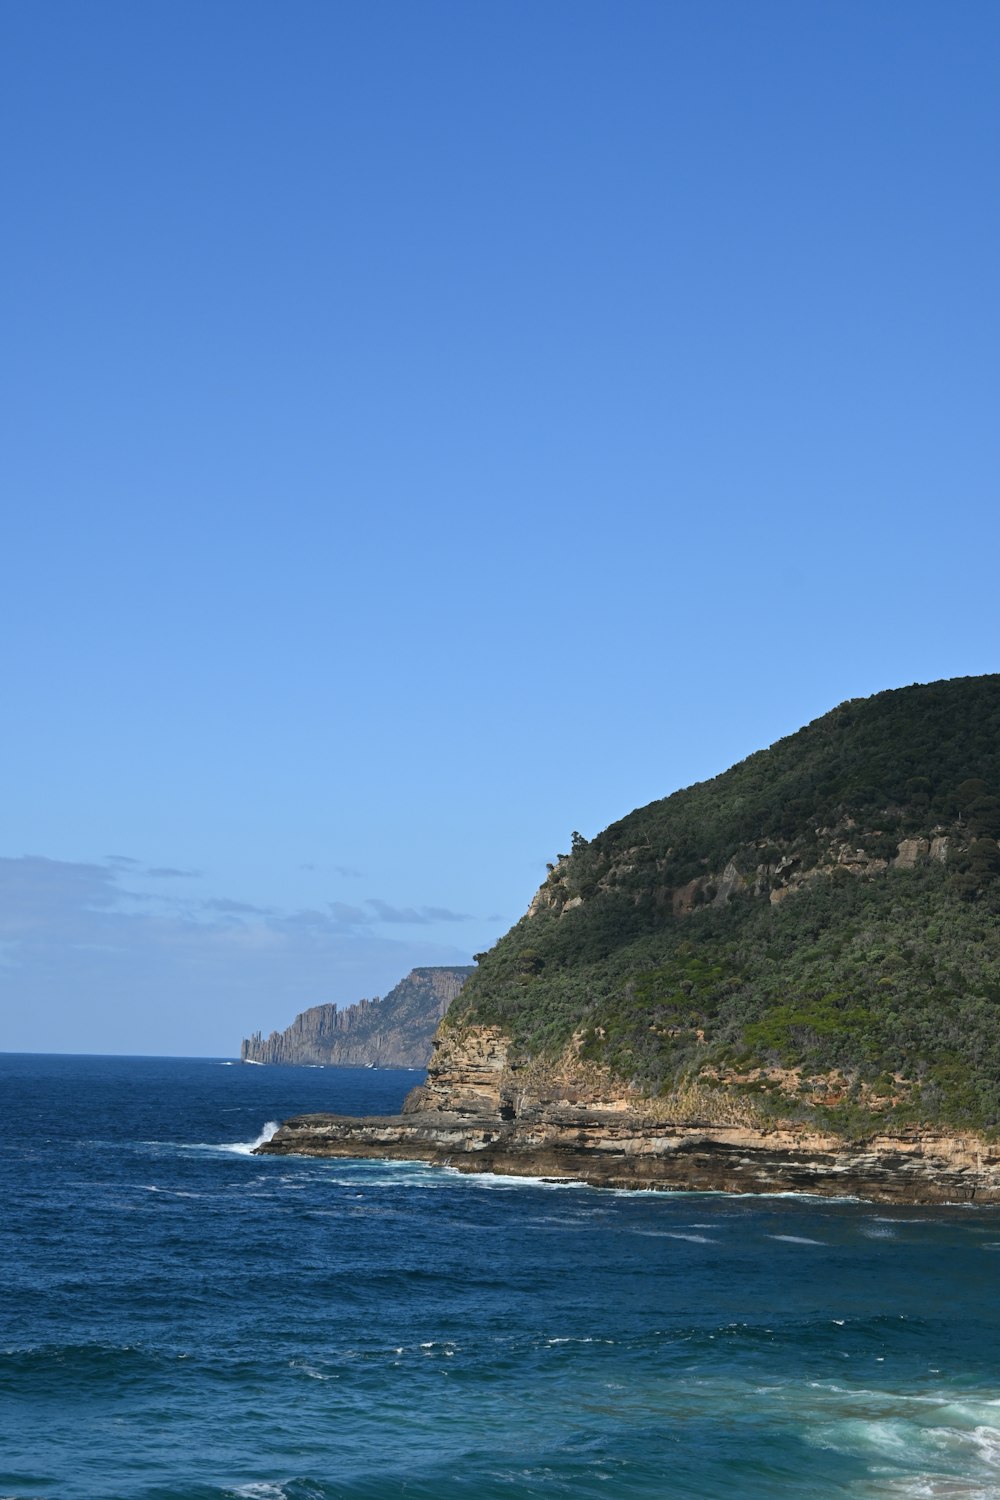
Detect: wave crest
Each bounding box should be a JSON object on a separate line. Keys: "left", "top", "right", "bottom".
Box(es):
{"left": 229, "top": 1121, "right": 281, "bottom": 1156}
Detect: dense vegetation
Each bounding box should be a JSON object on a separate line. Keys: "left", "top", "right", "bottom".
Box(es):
{"left": 453, "top": 676, "right": 1000, "bottom": 1134}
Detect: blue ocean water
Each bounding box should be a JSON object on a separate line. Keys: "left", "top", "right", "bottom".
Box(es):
{"left": 2, "top": 1055, "right": 1000, "bottom": 1500}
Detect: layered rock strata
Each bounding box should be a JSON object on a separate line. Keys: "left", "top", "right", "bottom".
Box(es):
{"left": 256, "top": 1026, "right": 1000, "bottom": 1203}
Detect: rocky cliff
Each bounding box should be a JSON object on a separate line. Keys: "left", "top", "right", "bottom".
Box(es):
{"left": 259, "top": 678, "right": 1000, "bottom": 1196}
{"left": 257, "top": 1024, "right": 1000, "bottom": 1202}
{"left": 450, "top": 675, "right": 1000, "bottom": 1134}
{"left": 240, "top": 966, "right": 474, "bottom": 1069}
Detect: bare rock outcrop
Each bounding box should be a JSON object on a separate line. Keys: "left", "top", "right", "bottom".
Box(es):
{"left": 522, "top": 818, "right": 974, "bottom": 925}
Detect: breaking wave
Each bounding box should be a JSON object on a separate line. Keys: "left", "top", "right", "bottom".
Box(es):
{"left": 227, "top": 1120, "right": 281, "bottom": 1155}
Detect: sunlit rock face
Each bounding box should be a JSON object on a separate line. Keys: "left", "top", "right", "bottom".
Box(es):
{"left": 240, "top": 966, "right": 475, "bottom": 1069}
{"left": 258, "top": 1025, "right": 1000, "bottom": 1204}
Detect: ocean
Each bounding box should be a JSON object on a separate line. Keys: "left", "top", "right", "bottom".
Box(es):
{"left": 2, "top": 1053, "right": 999, "bottom": 1500}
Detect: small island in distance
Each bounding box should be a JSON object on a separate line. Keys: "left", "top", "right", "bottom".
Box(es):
{"left": 260, "top": 675, "right": 1000, "bottom": 1203}
{"left": 241, "top": 966, "right": 475, "bottom": 1070}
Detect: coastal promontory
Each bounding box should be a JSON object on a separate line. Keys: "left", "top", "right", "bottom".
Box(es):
{"left": 259, "top": 676, "right": 1000, "bottom": 1201}
{"left": 241, "top": 966, "right": 474, "bottom": 1069}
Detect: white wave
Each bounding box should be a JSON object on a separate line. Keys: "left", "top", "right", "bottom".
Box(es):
{"left": 850, "top": 1413, "right": 1000, "bottom": 1459}
{"left": 236, "top": 1161, "right": 448, "bottom": 1190}
{"left": 530, "top": 1213, "right": 598, "bottom": 1226}
{"left": 440, "top": 1165, "right": 578, "bottom": 1191}
{"left": 967, "top": 1423, "right": 1000, "bottom": 1464}
{"left": 228, "top": 1485, "right": 288, "bottom": 1499}
{"left": 544, "top": 1335, "right": 616, "bottom": 1345}
{"left": 872, "top": 1482, "right": 1000, "bottom": 1498}
{"left": 768, "top": 1233, "right": 825, "bottom": 1245}
{"left": 289, "top": 1359, "right": 336, "bottom": 1381}
{"left": 805, "top": 1387, "right": 1000, "bottom": 1499}
{"left": 632, "top": 1186, "right": 864, "bottom": 1202}
{"left": 631, "top": 1228, "right": 715, "bottom": 1242}
{"left": 226, "top": 1121, "right": 282, "bottom": 1156}
{"left": 740, "top": 1189, "right": 863, "bottom": 1202}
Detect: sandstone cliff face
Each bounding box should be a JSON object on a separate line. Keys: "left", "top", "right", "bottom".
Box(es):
{"left": 403, "top": 1026, "right": 510, "bottom": 1114}
{"left": 259, "top": 1024, "right": 1000, "bottom": 1203}
{"left": 241, "top": 966, "right": 474, "bottom": 1069}
{"left": 525, "top": 825, "right": 958, "bottom": 923}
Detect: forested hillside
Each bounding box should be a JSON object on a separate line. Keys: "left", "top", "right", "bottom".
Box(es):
{"left": 451, "top": 676, "right": 1000, "bottom": 1133}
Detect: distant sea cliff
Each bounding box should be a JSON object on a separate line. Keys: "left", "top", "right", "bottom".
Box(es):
{"left": 241, "top": 966, "right": 475, "bottom": 1069}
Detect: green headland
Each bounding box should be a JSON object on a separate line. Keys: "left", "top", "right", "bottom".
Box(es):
{"left": 449, "top": 674, "right": 1000, "bottom": 1137}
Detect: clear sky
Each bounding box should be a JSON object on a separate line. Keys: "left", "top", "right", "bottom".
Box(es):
{"left": 2, "top": 1, "right": 998, "bottom": 1055}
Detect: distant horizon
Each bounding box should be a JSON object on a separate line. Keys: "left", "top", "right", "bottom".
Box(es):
{"left": 0, "top": 1048, "right": 425, "bottom": 1066}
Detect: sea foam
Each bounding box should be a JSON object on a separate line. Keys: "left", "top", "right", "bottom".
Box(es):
{"left": 227, "top": 1121, "right": 281, "bottom": 1155}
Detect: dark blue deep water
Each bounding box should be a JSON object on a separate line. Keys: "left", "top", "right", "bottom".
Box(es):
{"left": 3, "top": 1055, "right": 1000, "bottom": 1500}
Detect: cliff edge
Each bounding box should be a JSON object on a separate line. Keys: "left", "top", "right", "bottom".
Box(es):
{"left": 256, "top": 1024, "right": 1000, "bottom": 1202}
{"left": 241, "top": 966, "right": 474, "bottom": 1069}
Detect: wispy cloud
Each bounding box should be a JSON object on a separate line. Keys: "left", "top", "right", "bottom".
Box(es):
{"left": 0, "top": 854, "right": 476, "bottom": 1055}
{"left": 301, "top": 862, "right": 365, "bottom": 879}
{"left": 324, "top": 899, "right": 475, "bottom": 928}
{"left": 328, "top": 901, "right": 371, "bottom": 924}
{"left": 202, "top": 897, "right": 275, "bottom": 916}
{"left": 365, "top": 899, "right": 473, "bottom": 926}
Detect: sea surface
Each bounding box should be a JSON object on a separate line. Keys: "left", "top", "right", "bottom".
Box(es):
{"left": 2, "top": 1054, "right": 1000, "bottom": 1500}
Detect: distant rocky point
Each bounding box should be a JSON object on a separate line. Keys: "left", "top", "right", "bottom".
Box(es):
{"left": 240, "top": 966, "right": 475, "bottom": 1069}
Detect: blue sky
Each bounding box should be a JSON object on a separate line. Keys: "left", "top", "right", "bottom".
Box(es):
{"left": 2, "top": 1, "right": 998, "bottom": 1054}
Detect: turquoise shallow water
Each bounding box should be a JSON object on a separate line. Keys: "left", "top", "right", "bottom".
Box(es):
{"left": 2, "top": 1054, "right": 1000, "bottom": 1500}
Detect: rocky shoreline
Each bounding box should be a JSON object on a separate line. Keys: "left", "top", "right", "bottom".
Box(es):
{"left": 255, "top": 1026, "right": 1000, "bottom": 1204}
{"left": 256, "top": 1107, "right": 1000, "bottom": 1203}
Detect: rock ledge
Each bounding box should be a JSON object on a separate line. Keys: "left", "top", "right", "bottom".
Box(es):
{"left": 256, "top": 1027, "right": 1000, "bottom": 1203}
